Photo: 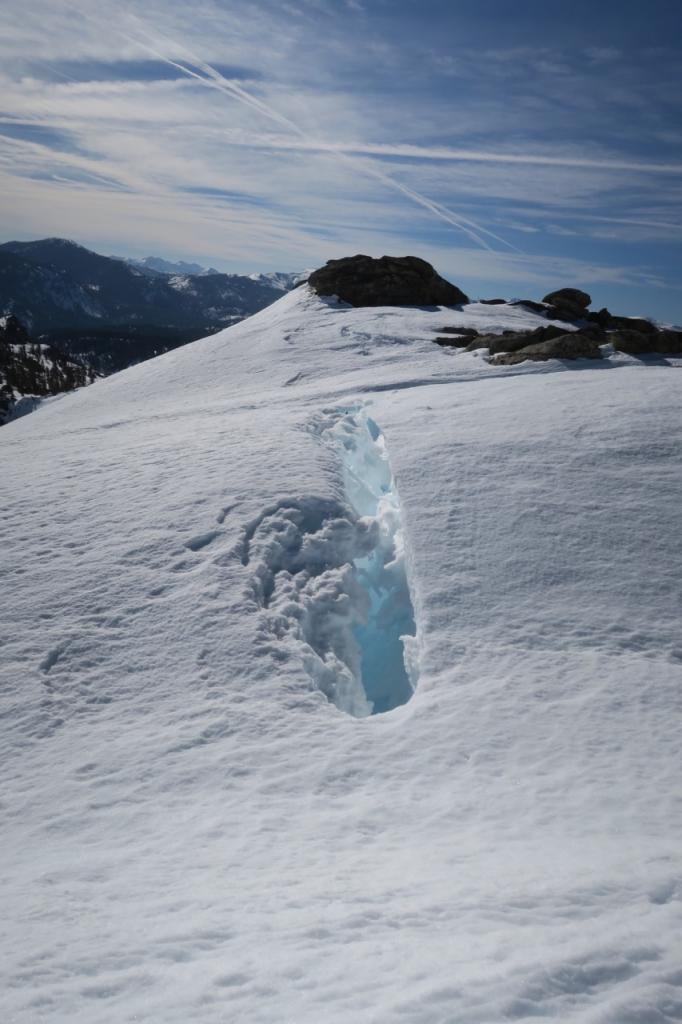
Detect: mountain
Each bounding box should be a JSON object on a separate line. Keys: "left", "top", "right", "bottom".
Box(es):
{"left": 122, "top": 255, "right": 221, "bottom": 276}
{"left": 247, "top": 269, "right": 310, "bottom": 291}
{"left": 2, "top": 276, "right": 681, "bottom": 1022}
{"left": 0, "top": 238, "right": 289, "bottom": 331}
{"left": 0, "top": 238, "right": 295, "bottom": 372}
{"left": 0, "top": 313, "right": 98, "bottom": 424}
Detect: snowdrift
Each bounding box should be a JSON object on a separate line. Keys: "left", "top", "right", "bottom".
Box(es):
{"left": 2, "top": 286, "right": 681, "bottom": 1023}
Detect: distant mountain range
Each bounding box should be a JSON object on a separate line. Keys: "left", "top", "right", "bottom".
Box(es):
{"left": 119, "top": 255, "right": 222, "bottom": 277}
{"left": 0, "top": 238, "right": 302, "bottom": 373}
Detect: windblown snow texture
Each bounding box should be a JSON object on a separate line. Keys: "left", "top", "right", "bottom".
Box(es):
{"left": 1, "top": 286, "right": 681, "bottom": 1024}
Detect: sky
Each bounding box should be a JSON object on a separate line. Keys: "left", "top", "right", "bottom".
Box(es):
{"left": 1, "top": 0, "right": 681, "bottom": 320}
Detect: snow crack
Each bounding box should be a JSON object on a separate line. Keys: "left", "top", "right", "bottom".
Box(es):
{"left": 241, "top": 410, "right": 419, "bottom": 716}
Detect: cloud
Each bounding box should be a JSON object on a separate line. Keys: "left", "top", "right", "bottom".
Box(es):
{"left": 585, "top": 47, "right": 622, "bottom": 64}
{"left": 0, "top": 0, "right": 680, "bottom": 319}
{"left": 117, "top": 21, "right": 513, "bottom": 251}
{"left": 172, "top": 133, "right": 682, "bottom": 176}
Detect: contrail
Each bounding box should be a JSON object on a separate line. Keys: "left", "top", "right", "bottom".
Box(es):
{"left": 119, "top": 17, "right": 516, "bottom": 253}
{"left": 232, "top": 138, "right": 682, "bottom": 177}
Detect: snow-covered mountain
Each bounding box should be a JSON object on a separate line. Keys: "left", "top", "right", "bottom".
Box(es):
{"left": 2, "top": 284, "right": 681, "bottom": 1023}
{"left": 247, "top": 269, "right": 309, "bottom": 291}
{"left": 122, "top": 255, "right": 222, "bottom": 277}
{"left": 0, "top": 238, "right": 295, "bottom": 372}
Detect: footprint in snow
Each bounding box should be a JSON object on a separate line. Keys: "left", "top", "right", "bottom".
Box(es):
{"left": 184, "top": 530, "right": 220, "bottom": 552}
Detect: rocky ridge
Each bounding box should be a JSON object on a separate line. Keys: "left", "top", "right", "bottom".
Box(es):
{"left": 432, "top": 286, "right": 681, "bottom": 363}
{"left": 0, "top": 238, "right": 294, "bottom": 373}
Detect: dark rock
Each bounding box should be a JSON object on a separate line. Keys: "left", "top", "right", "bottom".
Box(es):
{"left": 491, "top": 333, "right": 603, "bottom": 365}
{"left": 308, "top": 255, "right": 469, "bottom": 307}
{"left": 488, "top": 333, "right": 538, "bottom": 355}
{"left": 541, "top": 288, "right": 592, "bottom": 323}
{"left": 465, "top": 335, "right": 497, "bottom": 351}
{"left": 486, "top": 324, "right": 575, "bottom": 355}
{"left": 659, "top": 330, "right": 682, "bottom": 352}
{"left": 607, "top": 315, "right": 658, "bottom": 335}
{"left": 479, "top": 298, "right": 507, "bottom": 305}
{"left": 511, "top": 299, "right": 547, "bottom": 314}
{"left": 542, "top": 287, "right": 591, "bottom": 310}
{"left": 546, "top": 304, "right": 597, "bottom": 324}
{"left": 587, "top": 307, "right": 612, "bottom": 329}
{"left": 458, "top": 325, "right": 567, "bottom": 354}
{"left": 569, "top": 323, "right": 602, "bottom": 339}
{"left": 509, "top": 296, "right": 591, "bottom": 322}
{"left": 433, "top": 326, "right": 479, "bottom": 348}
{"left": 434, "top": 326, "right": 479, "bottom": 336}
{"left": 537, "top": 324, "right": 578, "bottom": 342}
{"left": 610, "top": 329, "right": 682, "bottom": 356}
{"left": 434, "top": 336, "right": 470, "bottom": 348}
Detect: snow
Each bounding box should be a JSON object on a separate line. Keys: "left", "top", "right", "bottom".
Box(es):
{"left": 248, "top": 270, "right": 308, "bottom": 291}
{"left": 124, "top": 256, "right": 221, "bottom": 277}
{"left": 1, "top": 286, "right": 681, "bottom": 1023}
{"left": 167, "top": 274, "right": 197, "bottom": 294}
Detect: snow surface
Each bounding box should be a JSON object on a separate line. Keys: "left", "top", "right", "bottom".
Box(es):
{"left": 1, "top": 287, "right": 682, "bottom": 1023}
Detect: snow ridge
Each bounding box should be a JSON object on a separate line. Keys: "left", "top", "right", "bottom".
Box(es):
{"left": 3, "top": 286, "right": 682, "bottom": 1023}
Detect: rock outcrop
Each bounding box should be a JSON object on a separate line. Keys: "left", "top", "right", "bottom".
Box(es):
{"left": 433, "top": 327, "right": 479, "bottom": 347}
{"left": 610, "top": 329, "right": 682, "bottom": 356}
{"left": 586, "top": 307, "right": 613, "bottom": 329}
{"left": 429, "top": 285, "right": 681, "bottom": 365}
{"left": 607, "top": 316, "right": 658, "bottom": 336}
{"left": 542, "top": 288, "right": 592, "bottom": 321}
{"left": 307, "top": 255, "right": 469, "bottom": 307}
{"left": 491, "top": 333, "right": 603, "bottom": 365}
{"left": 486, "top": 324, "right": 569, "bottom": 355}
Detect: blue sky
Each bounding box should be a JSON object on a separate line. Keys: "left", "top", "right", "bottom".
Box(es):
{"left": 1, "top": 0, "right": 680, "bottom": 320}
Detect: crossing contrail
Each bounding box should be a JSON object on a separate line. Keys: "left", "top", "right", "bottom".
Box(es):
{"left": 120, "top": 18, "right": 519, "bottom": 253}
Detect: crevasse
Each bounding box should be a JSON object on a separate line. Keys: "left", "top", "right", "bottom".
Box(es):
{"left": 325, "top": 408, "right": 419, "bottom": 715}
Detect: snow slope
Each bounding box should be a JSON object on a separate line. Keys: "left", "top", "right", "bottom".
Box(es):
{"left": 1, "top": 287, "right": 681, "bottom": 1023}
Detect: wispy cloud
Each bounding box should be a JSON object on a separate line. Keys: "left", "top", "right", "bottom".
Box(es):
{"left": 0, "top": 0, "right": 680, "bottom": 318}
{"left": 117, "top": 18, "right": 512, "bottom": 252}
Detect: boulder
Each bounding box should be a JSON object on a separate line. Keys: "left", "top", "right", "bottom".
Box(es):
{"left": 432, "top": 327, "right": 479, "bottom": 347}
{"left": 610, "top": 329, "right": 682, "bottom": 356}
{"left": 465, "top": 335, "right": 497, "bottom": 351}
{"left": 434, "top": 336, "right": 471, "bottom": 348}
{"left": 491, "top": 333, "right": 603, "bottom": 365}
{"left": 542, "top": 287, "right": 591, "bottom": 311}
{"left": 607, "top": 316, "right": 658, "bottom": 335}
{"left": 658, "top": 330, "right": 682, "bottom": 353}
{"left": 308, "top": 255, "right": 469, "bottom": 308}
{"left": 435, "top": 326, "right": 479, "bottom": 336}
{"left": 538, "top": 323, "right": 586, "bottom": 342}
{"left": 457, "top": 325, "right": 570, "bottom": 354}
{"left": 486, "top": 324, "right": 578, "bottom": 355}
{"left": 586, "top": 307, "right": 612, "bottom": 329}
